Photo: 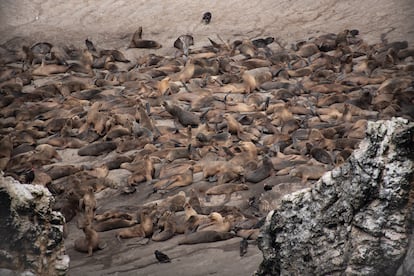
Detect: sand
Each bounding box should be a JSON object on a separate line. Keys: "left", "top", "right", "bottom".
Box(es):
{"left": 1, "top": 1, "right": 413, "bottom": 275}
{"left": 1, "top": 0, "right": 414, "bottom": 54}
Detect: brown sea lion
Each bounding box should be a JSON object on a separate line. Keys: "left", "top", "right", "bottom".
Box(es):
{"left": 74, "top": 216, "right": 105, "bottom": 256}
{"left": 178, "top": 230, "right": 235, "bottom": 245}
{"left": 289, "top": 164, "right": 327, "bottom": 183}
{"left": 79, "top": 186, "right": 97, "bottom": 224}
{"left": 93, "top": 217, "right": 138, "bottom": 232}
{"left": 202, "top": 161, "right": 244, "bottom": 184}
{"left": 198, "top": 213, "right": 233, "bottom": 233}
{"left": 116, "top": 209, "right": 153, "bottom": 240}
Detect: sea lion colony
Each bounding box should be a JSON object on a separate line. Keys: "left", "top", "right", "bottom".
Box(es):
{"left": 1, "top": 27, "right": 413, "bottom": 262}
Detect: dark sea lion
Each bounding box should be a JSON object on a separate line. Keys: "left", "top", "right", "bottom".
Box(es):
{"left": 152, "top": 211, "right": 176, "bottom": 242}
{"left": 78, "top": 141, "right": 117, "bottom": 156}
{"left": 128, "top": 27, "right": 162, "bottom": 49}
{"left": 163, "top": 101, "right": 200, "bottom": 127}
{"left": 245, "top": 155, "right": 273, "bottom": 183}
{"left": 178, "top": 230, "right": 235, "bottom": 245}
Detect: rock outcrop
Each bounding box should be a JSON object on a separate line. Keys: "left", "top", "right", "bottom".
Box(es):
{"left": 256, "top": 117, "right": 414, "bottom": 275}
{"left": 0, "top": 173, "right": 69, "bottom": 275}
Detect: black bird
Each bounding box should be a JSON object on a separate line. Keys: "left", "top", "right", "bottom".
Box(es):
{"left": 240, "top": 238, "right": 248, "bottom": 257}
{"left": 202, "top": 12, "right": 212, "bottom": 24}
{"left": 155, "top": 250, "right": 171, "bottom": 263}
{"left": 85, "top": 38, "right": 96, "bottom": 52}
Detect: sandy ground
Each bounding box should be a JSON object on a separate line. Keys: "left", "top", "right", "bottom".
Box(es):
{"left": 1, "top": 0, "right": 414, "bottom": 54}
{"left": 1, "top": 1, "right": 414, "bottom": 275}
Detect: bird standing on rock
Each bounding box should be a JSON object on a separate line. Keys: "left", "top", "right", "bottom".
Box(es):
{"left": 155, "top": 250, "right": 171, "bottom": 263}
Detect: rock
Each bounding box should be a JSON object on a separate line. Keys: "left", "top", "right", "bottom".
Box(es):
{"left": 256, "top": 118, "right": 414, "bottom": 276}
{"left": 0, "top": 173, "right": 69, "bottom": 275}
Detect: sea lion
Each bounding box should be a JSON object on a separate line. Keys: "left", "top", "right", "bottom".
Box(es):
{"left": 93, "top": 217, "right": 138, "bottom": 232}
{"left": 252, "top": 37, "right": 274, "bottom": 48}
{"left": 163, "top": 101, "right": 200, "bottom": 127}
{"left": 154, "top": 166, "right": 194, "bottom": 190}
{"left": 78, "top": 141, "right": 117, "bottom": 156}
{"left": 289, "top": 164, "right": 327, "bottom": 183}
{"left": 202, "top": 160, "right": 244, "bottom": 184}
{"left": 174, "top": 35, "right": 194, "bottom": 57}
{"left": 116, "top": 209, "right": 153, "bottom": 240}
{"left": 74, "top": 216, "right": 104, "bottom": 256}
{"left": 245, "top": 155, "right": 273, "bottom": 183}
{"left": 242, "top": 67, "right": 272, "bottom": 93}
{"left": 198, "top": 212, "right": 233, "bottom": 233}
{"left": 152, "top": 211, "right": 176, "bottom": 242}
{"left": 94, "top": 210, "right": 136, "bottom": 222}
{"left": 178, "top": 230, "right": 235, "bottom": 245}
{"left": 79, "top": 186, "right": 96, "bottom": 224}
{"left": 128, "top": 27, "right": 162, "bottom": 49}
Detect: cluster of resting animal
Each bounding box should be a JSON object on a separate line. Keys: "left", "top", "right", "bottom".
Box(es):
{"left": 0, "top": 26, "right": 413, "bottom": 258}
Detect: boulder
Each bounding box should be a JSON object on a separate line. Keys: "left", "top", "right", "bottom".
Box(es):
{"left": 0, "top": 173, "right": 69, "bottom": 275}
{"left": 256, "top": 117, "right": 414, "bottom": 275}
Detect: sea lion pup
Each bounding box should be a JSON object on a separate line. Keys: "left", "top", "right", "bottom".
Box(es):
{"left": 205, "top": 184, "right": 249, "bottom": 203}
{"left": 289, "top": 163, "right": 327, "bottom": 183}
{"left": 163, "top": 101, "right": 200, "bottom": 127}
{"left": 128, "top": 26, "right": 162, "bottom": 49}
{"left": 245, "top": 155, "right": 273, "bottom": 183}
{"left": 174, "top": 35, "right": 194, "bottom": 57}
{"left": 116, "top": 209, "right": 153, "bottom": 241}
{"left": 74, "top": 216, "right": 105, "bottom": 256}
{"left": 79, "top": 186, "right": 97, "bottom": 224}
{"left": 178, "top": 230, "right": 235, "bottom": 245}
{"left": 152, "top": 211, "right": 176, "bottom": 242}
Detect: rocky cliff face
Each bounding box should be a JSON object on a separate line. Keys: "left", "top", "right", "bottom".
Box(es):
{"left": 0, "top": 173, "right": 69, "bottom": 275}
{"left": 256, "top": 117, "right": 414, "bottom": 275}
